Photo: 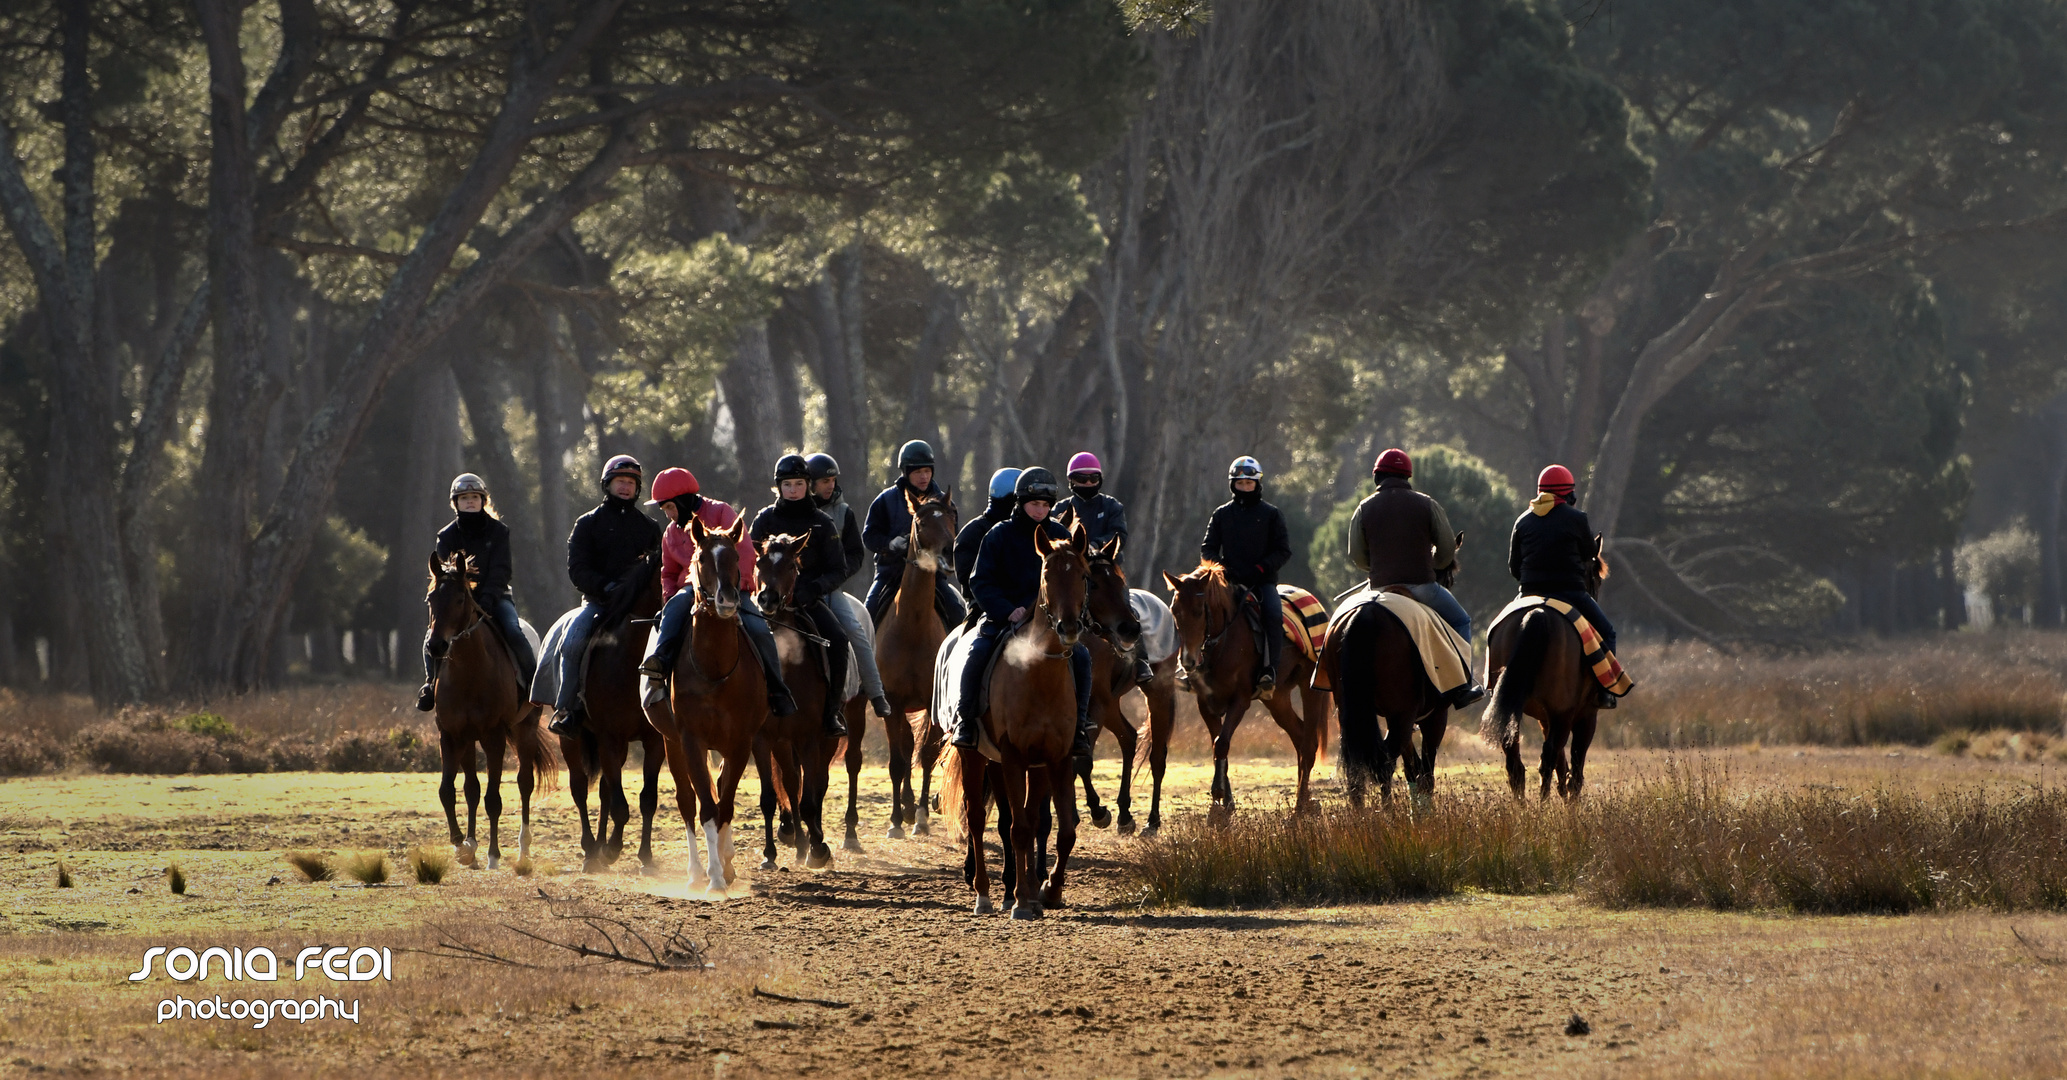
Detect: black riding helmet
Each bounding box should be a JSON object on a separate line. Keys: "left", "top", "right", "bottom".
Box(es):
{"left": 773, "top": 453, "right": 811, "bottom": 488}
{"left": 897, "top": 440, "right": 935, "bottom": 473}
{"left": 1015, "top": 466, "right": 1060, "bottom": 506}
{"left": 804, "top": 452, "right": 840, "bottom": 486}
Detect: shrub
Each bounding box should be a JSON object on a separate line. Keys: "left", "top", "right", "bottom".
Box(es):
{"left": 324, "top": 727, "right": 441, "bottom": 772}
{"left": 340, "top": 851, "right": 388, "bottom": 885}
{"left": 166, "top": 863, "right": 186, "bottom": 894}
{"left": 175, "top": 713, "right": 236, "bottom": 738}
{"left": 408, "top": 847, "right": 451, "bottom": 885}
{"left": 284, "top": 851, "right": 333, "bottom": 882}
{"left": 0, "top": 731, "right": 66, "bottom": 776}
{"left": 266, "top": 735, "right": 324, "bottom": 772}
{"left": 56, "top": 861, "right": 72, "bottom": 888}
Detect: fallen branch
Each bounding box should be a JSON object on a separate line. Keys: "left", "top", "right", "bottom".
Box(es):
{"left": 752, "top": 986, "right": 851, "bottom": 1009}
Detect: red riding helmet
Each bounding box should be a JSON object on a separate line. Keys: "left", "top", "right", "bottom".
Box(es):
{"left": 1373, "top": 447, "right": 1412, "bottom": 478}
{"left": 646, "top": 467, "right": 699, "bottom": 506}
{"left": 1538, "top": 464, "right": 1576, "bottom": 492}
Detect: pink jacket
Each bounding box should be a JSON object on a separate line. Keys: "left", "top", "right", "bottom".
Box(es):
{"left": 661, "top": 498, "right": 757, "bottom": 599}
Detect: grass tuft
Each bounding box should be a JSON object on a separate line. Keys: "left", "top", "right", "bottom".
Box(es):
{"left": 340, "top": 851, "right": 388, "bottom": 885}
{"left": 512, "top": 855, "right": 534, "bottom": 878}
{"left": 407, "top": 846, "right": 450, "bottom": 885}
{"left": 284, "top": 851, "right": 333, "bottom": 882}
{"left": 165, "top": 863, "right": 185, "bottom": 895}
{"left": 56, "top": 860, "right": 72, "bottom": 888}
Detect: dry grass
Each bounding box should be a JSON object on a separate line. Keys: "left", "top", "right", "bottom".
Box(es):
{"left": 407, "top": 846, "right": 450, "bottom": 885}
{"left": 164, "top": 862, "right": 185, "bottom": 894}
{"left": 55, "top": 860, "right": 72, "bottom": 888}
{"left": 340, "top": 850, "right": 389, "bottom": 885}
{"left": 1129, "top": 762, "right": 2067, "bottom": 914}
{"left": 284, "top": 850, "right": 333, "bottom": 882}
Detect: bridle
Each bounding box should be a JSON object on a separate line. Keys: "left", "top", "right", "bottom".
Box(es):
{"left": 681, "top": 545, "right": 743, "bottom": 682}
{"left": 1034, "top": 550, "right": 1088, "bottom": 660}
{"left": 428, "top": 568, "right": 488, "bottom": 658}
{"left": 1176, "top": 579, "right": 1238, "bottom": 680}
{"left": 1081, "top": 554, "right": 1139, "bottom": 660}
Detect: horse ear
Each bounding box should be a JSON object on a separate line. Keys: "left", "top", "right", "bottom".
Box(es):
{"left": 428, "top": 554, "right": 443, "bottom": 578}
{"left": 1454, "top": 528, "right": 1465, "bottom": 552}
{"left": 727, "top": 517, "right": 747, "bottom": 545}
{"left": 905, "top": 489, "right": 919, "bottom": 516}
{"left": 1161, "top": 570, "right": 1182, "bottom": 593}
{"left": 1035, "top": 526, "right": 1057, "bottom": 555}
{"left": 690, "top": 516, "right": 710, "bottom": 542}
{"left": 793, "top": 531, "right": 811, "bottom": 552}
{"left": 1069, "top": 516, "right": 1089, "bottom": 551}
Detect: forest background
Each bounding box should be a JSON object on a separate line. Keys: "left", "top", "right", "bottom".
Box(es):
{"left": 4, "top": 0, "right": 2067, "bottom": 707}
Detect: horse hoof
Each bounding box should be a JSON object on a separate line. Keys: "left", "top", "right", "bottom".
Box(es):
{"left": 759, "top": 856, "right": 777, "bottom": 871}
{"left": 485, "top": 855, "right": 500, "bottom": 870}
{"left": 842, "top": 835, "right": 864, "bottom": 853}
{"left": 806, "top": 844, "right": 832, "bottom": 870}
{"left": 1116, "top": 816, "right": 1136, "bottom": 836}
{"left": 931, "top": 795, "right": 941, "bottom": 813}
{"left": 1139, "top": 824, "right": 1159, "bottom": 840}
{"left": 886, "top": 825, "right": 906, "bottom": 840}
{"left": 1010, "top": 905, "right": 1043, "bottom": 921}
{"left": 913, "top": 820, "right": 931, "bottom": 837}
{"left": 705, "top": 886, "right": 728, "bottom": 900}
{"left": 1041, "top": 891, "right": 1066, "bottom": 910}
{"left": 453, "top": 845, "right": 477, "bottom": 868}
{"left": 1090, "top": 807, "right": 1113, "bottom": 830}
{"left": 974, "top": 895, "right": 995, "bottom": 915}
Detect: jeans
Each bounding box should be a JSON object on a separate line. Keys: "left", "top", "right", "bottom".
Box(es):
{"left": 864, "top": 564, "right": 967, "bottom": 627}
{"left": 424, "top": 594, "right": 536, "bottom": 685}
{"left": 825, "top": 593, "right": 884, "bottom": 701}
{"left": 652, "top": 589, "right": 789, "bottom": 693}
{"left": 1540, "top": 590, "right": 1616, "bottom": 654}
{"left": 958, "top": 619, "right": 1091, "bottom": 729}
{"left": 555, "top": 602, "right": 605, "bottom": 713}
{"left": 1404, "top": 581, "right": 1473, "bottom": 642}
{"left": 1243, "top": 583, "right": 1283, "bottom": 674}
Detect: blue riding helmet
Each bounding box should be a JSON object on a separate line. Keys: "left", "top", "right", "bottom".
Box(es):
{"left": 988, "top": 468, "right": 1023, "bottom": 500}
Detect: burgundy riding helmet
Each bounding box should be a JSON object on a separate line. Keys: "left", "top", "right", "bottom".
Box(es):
{"left": 1373, "top": 447, "right": 1412, "bottom": 478}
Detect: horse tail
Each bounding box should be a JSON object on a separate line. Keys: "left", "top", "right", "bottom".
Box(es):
{"left": 1332, "top": 607, "right": 1387, "bottom": 788}
{"left": 1483, "top": 608, "right": 1554, "bottom": 750}
{"left": 515, "top": 706, "right": 561, "bottom": 793}
{"left": 1310, "top": 680, "right": 1330, "bottom": 767}
{"left": 938, "top": 746, "right": 967, "bottom": 842}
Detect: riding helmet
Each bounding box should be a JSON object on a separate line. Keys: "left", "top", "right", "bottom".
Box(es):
{"left": 987, "top": 467, "right": 1023, "bottom": 500}
{"left": 646, "top": 467, "right": 700, "bottom": 506}
{"left": 449, "top": 473, "right": 489, "bottom": 505}
{"left": 1374, "top": 447, "right": 1412, "bottom": 479}
{"left": 1538, "top": 464, "right": 1576, "bottom": 493}
{"left": 1066, "top": 451, "right": 1103, "bottom": 480}
{"left": 1227, "top": 456, "right": 1264, "bottom": 481}
{"left": 773, "top": 453, "right": 811, "bottom": 484}
{"left": 804, "top": 453, "right": 841, "bottom": 483}
{"left": 1015, "top": 466, "right": 1060, "bottom": 505}
{"left": 897, "top": 440, "right": 936, "bottom": 473}
{"left": 599, "top": 454, "right": 643, "bottom": 491}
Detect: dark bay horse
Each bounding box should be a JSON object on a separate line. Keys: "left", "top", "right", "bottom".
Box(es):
{"left": 1162, "top": 563, "right": 1330, "bottom": 817}
{"left": 1076, "top": 537, "right": 1180, "bottom": 836}
{"left": 947, "top": 518, "right": 1089, "bottom": 918}
{"left": 753, "top": 531, "right": 838, "bottom": 871}
{"left": 1321, "top": 598, "right": 1449, "bottom": 807}
{"left": 641, "top": 517, "right": 767, "bottom": 893}
{"left": 561, "top": 550, "right": 665, "bottom": 874}
{"left": 866, "top": 488, "right": 957, "bottom": 841}
{"left": 1483, "top": 536, "right": 1609, "bottom": 799}
{"left": 424, "top": 556, "right": 556, "bottom": 869}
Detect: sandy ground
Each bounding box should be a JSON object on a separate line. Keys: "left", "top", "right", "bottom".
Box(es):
{"left": 3, "top": 746, "right": 2066, "bottom": 1078}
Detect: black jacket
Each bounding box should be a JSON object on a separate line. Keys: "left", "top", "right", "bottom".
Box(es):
{"left": 751, "top": 497, "right": 846, "bottom": 608}
{"left": 815, "top": 491, "right": 868, "bottom": 579}
{"left": 567, "top": 496, "right": 663, "bottom": 603}
{"left": 970, "top": 511, "right": 1069, "bottom": 624}
{"left": 1201, "top": 492, "right": 1291, "bottom": 587}
{"left": 862, "top": 477, "right": 953, "bottom": 570}
{"left": 1054, "top": 491, "right": 1128, "bottom": 557}
{"left": 955, "top": 498, "right": 1014, "bottom": 597}
{"left": 436, "top": 511, "right": 514, "bottom": 598}
{"left": 1509, "top": 496, "right": 1595, "bottom": 593}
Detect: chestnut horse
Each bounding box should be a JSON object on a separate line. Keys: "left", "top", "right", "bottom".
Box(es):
{"left": 752, "top": 531, "right": 839, "bottom": 871}
{"left": 1075, "top": 537, "right": 1180, "bottom": 836}
{"left": 424, "top": 555, "right": 556, "bottom": 869}
{"left": 561, "top": 550, "right": 665, "bottom": 874}
{"left": 864, "top": 489, "right": 958, "bottom": 841}
{"left": 1321, "top": 599, "right": 1449, "bottom": 807}
{"left": 641, "top": 517, "right": 765, "bottom": 892}
{"left": 950, "top": 518, "right": 1090, "bottom": 918}
{"left": 1483, "top": 536, "right": 1609, "bottom": 799}
{"left": 1161, "top": 563, "right": 1330, "bottom": 816}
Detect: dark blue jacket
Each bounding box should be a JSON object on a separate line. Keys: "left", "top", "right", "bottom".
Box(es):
{"left": 437, "top": 511, "right": 514, "bottom": 598}
{"left": 1200, "top": 491, "right": 1291, "bottom": 587}
{"left": 1054, "top": 491, "right": 1128, "bottom": 557}
{"left": 970, "top": 512, "right": 1069, "bottom": 625}
{"left": 955, "top": 498, "right": 1014, "bottom": 596}
{"left": 862, "top": 477, "right": 953, "bottom": 569}
{"left": 568, "top": 496, "right": 663, "bottom": 603}
{"left": 750, "top": 497, "right": 845, "bottom": 608}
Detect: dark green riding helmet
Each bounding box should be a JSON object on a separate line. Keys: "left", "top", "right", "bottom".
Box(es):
{"left": 897, "top": 440, "right": 936, "bottom": 473}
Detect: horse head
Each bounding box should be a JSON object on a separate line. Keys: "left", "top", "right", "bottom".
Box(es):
{"left": 1587, "top": 533, "right": 1609, "bottom": 598}
{"left": 424, "top": 554, "right": 482, "bottom": 659}
{"left": 756, "top": 530, "right": 812, "bottom": 612}
{"left": 688, "top": 517, "right": 745, "bottom": 619}
{"left": 905, "top": 489, "right": 958, "bottom": 572}
{"left": 1161, "top": 562, "right": 1231, "bottom": 678}
{"left": 1084, "top": 535, "right": 1141, "bottom": 651}
{"left": 1034, "top": 517, "right": 1090, "bottom": 647}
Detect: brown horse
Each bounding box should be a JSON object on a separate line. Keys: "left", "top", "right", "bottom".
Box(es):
{"left": 1321, "top": 598, "right": 1450, "bottom": 807}
{"left": 1074, "top": 537, "right": 1180, "bottom": 836}
{"left": 560, "top": 549, "right": 666, "bottom": 874}
{"left": 1482, "top": 535, "right": 1609, "bottom": 799}
{"left": 1161, "top": 563, "right": 1330, "bottom": 817}
{"left": 752, "top": 531, "right": 839, "bottom": 871}
{"left": 950, "top": 517, "right": 1089, "bottom": 918}
{"left": 864, "top": 488, "right": 958, "bottom": 841}
{"left": 424, "top": 555, "right": 557, "bottom": 869}
{"left": 641, "top": 517, "right": 766, "bottom": 892}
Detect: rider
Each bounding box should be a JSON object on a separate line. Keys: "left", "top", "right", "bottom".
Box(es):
{"left": 1509, "top": 464, "right": 1624, "bottom": 708}
{"left": 635, "top": 467, "right": 796, "bottom": 718}
{"left": 1198, "top": 456, "right": 1292, "bottom": 700}
{"left": 550, "top": 454, "right": 664, "bottom": 736}
{"left": 951, "top": 467, "right": 1097, "bottom": 763}
{"left": 954, "top": 467, "right": 1021, "bottom": 607}
{"left": 1347, "top": 448, "right": 1485, "bottom": 707}
{"left": 418, "top": 473, "right": 537, "bottom": 711}
{"left": 807, "top": 452, "right": 894, "bottom": 720}
{"left": 751, "top": 454, "right": 852, "bottom": 737}
{"left": 861, "top": 439, "right": 967, "bottom": 627}
{"left": 1053, "top": 451, "right": 1153, "bottom": 688}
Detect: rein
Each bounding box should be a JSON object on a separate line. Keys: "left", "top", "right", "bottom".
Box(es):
{"left": 1180, "top": 584, "right": 1241, "bottom": 679}
{"left": 681, "top": 555, "right": 744, "bottom": 683}
{"left": 1082, "top": 558, "right": 1139, "bottom": 660}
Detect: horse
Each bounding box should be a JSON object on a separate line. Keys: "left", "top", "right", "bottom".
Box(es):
{"left": 1161, "top": 563, "right": 1331, "bottom": 817}
{"left": 1075, "top": 537, "right": 1181, "bottom": 837}
{"left": 751, "top": 531, "right": 840, "bottom": 871}
{"left": 559, "top": 549, "right": 666, "bottom": 874}
{"left": 1321, "top": 598, "right": 1450, "bottom": 808}
{"left": 423, "top": 555, "right": 557, "bottom": 869}
{"left": 1482, "top": 535, "right": 1610, "bottom": 799}
{"left": 640, "top": 517, "right": 766, "bottom": 892}
{"left": 865, "top": 488, "right": 958, "bottom": 840}
{"left": 946, "top": 517, "right": 1090, "bottom": 918}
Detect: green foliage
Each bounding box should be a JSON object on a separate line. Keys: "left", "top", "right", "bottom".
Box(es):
{"left": 289, "top": 517, "right": 388, "bottom": 633}
{"left": 1309, "top": 447, "right": 1518, "bottom": 615}
{"left": 1958, "top": 521, "right": 2041, "bottom": 614}
{"left": 173, "top": 713, "right": 234, "bottom": 738}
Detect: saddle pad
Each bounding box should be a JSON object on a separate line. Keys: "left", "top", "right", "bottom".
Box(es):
{"left": 528, "top": 606, "right": 582, "bottom": 707}
{"left": 1128, "top": 588, "right": 1177, "bottom": 665}
{"left": 1315, "top": 586, "right": 1472, "bottom": 695}
{"left": 930, "top": 623, "right": 1001, "bottom": 762}
{"left": 1488, "top": 596, "right": 1633, "bottom": 694}
{"left": 1278, "top": 584, "right": 1330, "bottom": 665}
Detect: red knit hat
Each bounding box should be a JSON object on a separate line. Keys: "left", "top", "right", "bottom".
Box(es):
{"left": 1373, "top": 448, "right": 1412, "bottom": 477}
{"left": 1538, "top": 464, "right": 1575, "bottom": 492}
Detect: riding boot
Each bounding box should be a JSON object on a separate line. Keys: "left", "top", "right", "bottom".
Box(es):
{"left": 823, "top": 643, "right": 850, "bottom": 739}
{"left": 1070, "top": 645, "right": 1096, "bottom": 762}
{"left": 1597, "top": 685, "right": 1619, "bottom": 710}
{"left": 952, "top": 706, "right": 981, "bottom": 750}
{"left": 1132, "top": 654, "right": 1155, "bottom": 689}
{"left": 1446, "top": 681, "right": 1487, "bottom": 709}
{"left": 637, "top": 651, "right": 670, "bottom": 680}
{"left": 870, "top": 694, "right": 894, "bottom": 719}
{"left": 417, "top": 653, "right": 441, "bottom": 711}
{"left": 1253, "top": 665, "right": 1276, "bottom": 702}
{"left": 548, "top": 704, "right": 585, "bottom": 736}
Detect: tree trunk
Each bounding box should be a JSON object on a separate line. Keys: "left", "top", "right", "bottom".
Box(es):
{"left": 804, "top": 268, "right": 867, "bottom": 482}
{"left": 530, "top": 329, "right": 580, "bottom": 620}
{"left": 905, "top": 281, "right": 959, "bottom": 488}
{"left": 394, "top": 363, "right": 465, "bottom": 639}
{"left": 2037, "top": 405, "right": 2067, "bottom": 628}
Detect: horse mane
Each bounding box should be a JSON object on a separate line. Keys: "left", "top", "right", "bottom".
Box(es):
{"left": 1185, "top": 561, "right": 1230, "bottom": 589}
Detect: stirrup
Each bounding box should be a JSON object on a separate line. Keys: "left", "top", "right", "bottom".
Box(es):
{"left": 547, "top": 708, "right": 582, "bottom": 736}
{"left": 416, "top": 684, "right": 436, "bottom": 712}
{"left": 1253, "top": 671, "right": 1276, "bottom": 702}
{"left": 637, "top": 654, "right": 669, "bottom": 679}
{"left": 1597, "top": 688, "right": 1619, "bottom": 710}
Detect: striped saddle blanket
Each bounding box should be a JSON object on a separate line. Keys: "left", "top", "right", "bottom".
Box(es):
{"left": 1488, "top": 595, "right": 1633, "bottom": 695}
{"left": 1277, "top": 584, "right": 1330, "bottom": 666}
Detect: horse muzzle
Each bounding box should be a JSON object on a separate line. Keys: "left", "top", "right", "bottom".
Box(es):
{"left": 427, "top": 639, "right": 450, "bottom": 660}
{"left": 1056, "top": 620, "right": 1083, "bottom": 647}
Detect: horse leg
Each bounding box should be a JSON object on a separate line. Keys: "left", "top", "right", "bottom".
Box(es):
{"left": 438, "top": 737, "right": 468, "bottom": 862}
{"left": 885, "top": 711, "right": 914, "bottom": 838}
{"left": 1111, "top": 713, "right": 1138, "bottom": 835}
{"left": 754, "top": 736, "right": 780, "bottom": 871}
{"left": 1042, "top": 757, "right": 1078, "bottom": 910}
{"left": 1075, "top": 745, "right": 1111, "bottom": 831}
{"left": 1568, "top": 710, "right": 1597, "bottom": 799}
{"left": 1415, "top": 708, "right": 1449, "bottom": 801}
{"left": 637, "top": 732, "right": 662, "bottom": 871}
{"left": 914, "top": 718, "right": 941, "bottom": 836}
{"left": 1145, "top": 674, "right": 1174, "bottom": 838}
{"left": 516, "top": 714, "right": 537, "bottom": 861}
{"left": 597, "top": 740, "right": 632, "bottom": 869}
{"left": 461, "top": 742, "right": 482, "bottom": 861}
{"left": 1003, "top": 767, "right": 1041, "bottom": 919}
{"left": 1035, "top": 794, "right": 1052, "bottom": 879}
{"left": 481, "top": 730, "right": 507, "bottom": 869}
{"left": 804, "top": 736, "right": 834, "bottom": 869}
{"left": 1538, "top": 719, "right": 1567, "bottom": 801}
{"left": 1211, "top": 701, "right": 1250, "bottom": 818}
{"left": 713, "top": 743, "right": 752, "bottom": 886}
{"left": 843, "top": 705, "right": 866, "bottom": 852}
{"left": 671, "top": 729, "right": 718, "bottom": 890}
{"left": 1267, "top": 690, "right": 1317, "bottom": 814}
{"left": 961, "top": 748, "right": 993, "bottom": 914}
{"left": 565, "top": 739, "right": 598, "bottom": 870}
{"left": 782, "top": 743, "right": 808, "bottom": 865}
{"left": 995, "top": 768, "right": 1016, "bottom": 902}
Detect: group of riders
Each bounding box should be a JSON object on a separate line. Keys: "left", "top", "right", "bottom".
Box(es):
{"left": 416, "top": 440, "right": 1625, "bottom": 756}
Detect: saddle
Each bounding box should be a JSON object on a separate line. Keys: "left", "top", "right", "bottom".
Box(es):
{"left": 1314, "top": 585, "right": 1471, "bottom": 696}
{"left": 932, "top": 620, "right": 1020, "bottom": 763}
{"left": 1487, "top": 595, "right": 1632, "bottom": 694}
